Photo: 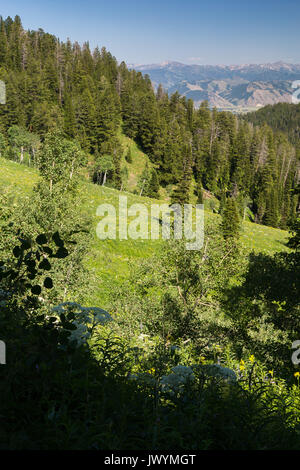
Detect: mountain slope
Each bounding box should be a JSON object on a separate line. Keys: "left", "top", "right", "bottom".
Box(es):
{"left": 244, "top": 102, "right": 300, "bottom": 146}
{"left": 0, "top": 156, "right": 290, "bottom": 308}
{"left": 0, "top": 16, "right": 297, "bottom": 230}
{"left": 132, "top": 61, "right": 299, "bottom": 111}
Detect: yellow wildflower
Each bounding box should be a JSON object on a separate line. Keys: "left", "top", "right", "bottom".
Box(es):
{"left": 249, "top": 355, "right": 255, "bottom": 363}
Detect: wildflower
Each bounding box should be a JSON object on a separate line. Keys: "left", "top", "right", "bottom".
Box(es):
{"left": 294, "top": 372, "right": 300, "bottom": 378}
{"left": 199, "top": 364, "right": 237, "bottom": 384}
{"left": 160, "top": 365, "right": 195, "bottom": 395}
{"left": 171, "top": 365, "right": 194, "bottom": 378}
{"left": 239, "top": 359, "right": 245, "bottom": 371}
{"left": 137, "top": 334, "right": 149, "bottom": 341}
{"left": 249, "top": 355, "right": 255, "bottom": 363}
{"left": 51, "top": 302, "right": 113, "bottom": 347}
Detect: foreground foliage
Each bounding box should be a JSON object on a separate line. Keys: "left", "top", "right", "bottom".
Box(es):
{"left": 0, "top": 214, "right": 299, "bottom": 449}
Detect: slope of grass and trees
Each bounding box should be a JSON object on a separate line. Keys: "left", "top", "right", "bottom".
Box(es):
{"left": 0, "top": 16, "right": 299, "bottom": 450}
{"left": 0, "top": 16, "right": 298, "bottom": 228}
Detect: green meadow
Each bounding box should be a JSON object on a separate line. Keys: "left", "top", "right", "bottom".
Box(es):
{"left": 0, "top": 156, "right": 289, "bottom": 308}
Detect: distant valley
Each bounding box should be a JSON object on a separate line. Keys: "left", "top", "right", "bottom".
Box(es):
{"left": 130, "top": 61, "right": 300, "bottom": 112}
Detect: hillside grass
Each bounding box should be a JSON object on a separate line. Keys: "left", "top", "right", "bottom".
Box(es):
{"left": 118, "top": 130, "right": 153, "bottom": 192}
{"left": 0, "top": 158, "right": 39, "bottom": 193}
{"left": 0, "top": 156, "right": 289, "bottom": 307}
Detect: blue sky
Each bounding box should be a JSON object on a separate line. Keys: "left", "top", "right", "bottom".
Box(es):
{"left": 1, "top": 0, "right": 300, "bottom": 65}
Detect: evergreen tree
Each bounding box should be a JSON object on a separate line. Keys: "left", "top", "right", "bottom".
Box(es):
{"left": 0, "top": 16, "right": 8, "bottom": 64}
{"left": 221, "top": 197, "right": 241, "bottom": 241}
{"left": 171, "top": 144, "right": 193, "bottom": 205}
{"left": 146, "top": 169, "right": 160, "bottom": 199}
{"left": 196, "top": 180, "right": 204, "bottom": 205}
{"left": 64, "top": 95, "right": 76, "bottom": 139}
{"left": 0, "top": 132, "right": 7, "bottom": 157}
{"left": 286, "top": 185, "right": 300, "bottom": 250}
{"left": 137, "top": 162, "right": 151, "bottom": 196}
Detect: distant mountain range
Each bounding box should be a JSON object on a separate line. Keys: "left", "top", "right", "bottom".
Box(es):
{"left": 129, "top": 61, "right": 300, "bottom": 112}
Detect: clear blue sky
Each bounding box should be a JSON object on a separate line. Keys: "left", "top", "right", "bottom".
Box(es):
{"left": 1, "top": 0, "right": 300, "bottom": 65}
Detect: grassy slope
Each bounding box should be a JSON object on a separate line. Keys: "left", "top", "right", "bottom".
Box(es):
{"left": 118, "top": 131, "right": 153, "bottom": 192}
{"left": 0, "top": 155, "right": 289, "bottom": 307}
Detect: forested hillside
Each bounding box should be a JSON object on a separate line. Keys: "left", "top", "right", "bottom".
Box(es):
{"left": 245, "top": 102, "right": 300, "bottom": 146}
{"left": 0, "top": 15, "right": 299, "bottom": 228}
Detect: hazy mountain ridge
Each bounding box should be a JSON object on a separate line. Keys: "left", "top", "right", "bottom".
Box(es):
{"left": 130, "top": 61, "right": 300, "bottom": 111}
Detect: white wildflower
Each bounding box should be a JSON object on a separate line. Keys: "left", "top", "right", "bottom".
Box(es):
{"left": 51, "top": 302, "right": 113, "bottom": 347}
{"left": 197, "top": 364, "right": 237, "bottom": 383}
{"left": 160, "top": 365, "right": 195, "bottom": 395}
